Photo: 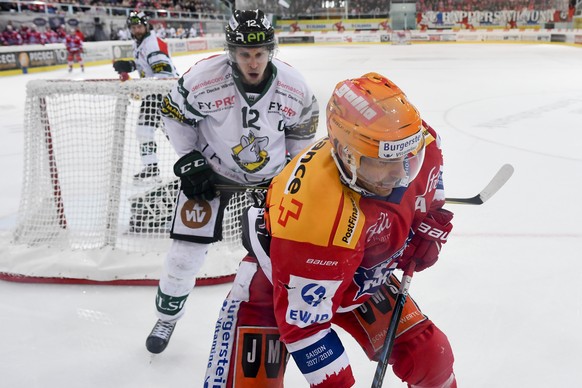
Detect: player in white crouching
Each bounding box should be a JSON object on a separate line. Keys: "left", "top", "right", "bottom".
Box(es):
{"left": 144, "top": 9, "right": 319, "bottom": 354}
{"left": 112, "top": 10, "right": 179, "bottom": 182}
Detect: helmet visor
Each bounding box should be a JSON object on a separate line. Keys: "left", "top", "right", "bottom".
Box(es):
{"left": 354, "top": 132, "right": 425, "bottom": 196}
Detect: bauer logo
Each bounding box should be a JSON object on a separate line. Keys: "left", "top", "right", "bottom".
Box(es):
{"left": 181, "top": 199, "right": 212, "bottom": 228}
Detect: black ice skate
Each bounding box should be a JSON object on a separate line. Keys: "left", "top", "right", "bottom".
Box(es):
{"left": 133, "top": 164, "right": 160, "bottom": 183}
{"left": 146, "top": 319, "right": 176, "bottom": 354}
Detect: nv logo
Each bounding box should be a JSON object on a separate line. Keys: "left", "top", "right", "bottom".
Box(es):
{"left": 180, "top": 199, "right": 212, "bottom": 228}
{"left": 235, "top": 327, "right": 289, "bottom": 387}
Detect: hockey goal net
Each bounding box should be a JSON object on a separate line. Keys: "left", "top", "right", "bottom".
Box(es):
{"left": 0, "top": 79, "right": 250, "bottom": 285}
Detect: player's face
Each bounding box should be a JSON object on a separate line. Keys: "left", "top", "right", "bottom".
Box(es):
{"left": 233, "top": 47, "right": 270, "bottom": 86}
{"left": 356, "top": 156, "right": 408, "bottom": 197}
{"left": 130, "top": 24, "right": 147, "bottom": 40}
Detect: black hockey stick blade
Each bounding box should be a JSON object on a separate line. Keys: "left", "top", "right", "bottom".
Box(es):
{"left": 215, "top": 184, "right": 268, "bottom": 193}
{"left": 445, "top": 164, "right": 514, "bottom": 205}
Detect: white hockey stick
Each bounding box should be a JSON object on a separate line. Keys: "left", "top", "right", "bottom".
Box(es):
{"left": 215, "top": 164, "right": 514, "bottom": 205}
{"left": 444, "top": 164, "right": 514, "bottom": 205}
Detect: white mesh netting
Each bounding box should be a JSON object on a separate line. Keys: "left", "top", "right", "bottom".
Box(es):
{"left": 1, "top": 79, "right": 249, "bottom": 285}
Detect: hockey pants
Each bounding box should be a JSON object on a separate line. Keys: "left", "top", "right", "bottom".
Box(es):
{"left": 204, "top": 255, "right": 456, "bottom": 388}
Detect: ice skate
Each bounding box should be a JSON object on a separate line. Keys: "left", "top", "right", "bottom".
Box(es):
{"left": 146, "top": 319, "right": 176, "bottom": 354}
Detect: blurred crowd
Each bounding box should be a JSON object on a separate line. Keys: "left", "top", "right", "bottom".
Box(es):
{"left": 226, "top": 0, "right": 572, "bottom": 17}
{"left": 1, "top": 0, "right": 576, "bottom": 46}
{"left": 417, "top": 0, "right": 572, "bottom": 12}
{"left": 1, "top": 21, "right": 84, "bottom": 45}
{"left": 0, "top": 0, "right": 220, "bottom": 16}
{"left": 113, "top": 22, "right": 201, "bottom": 40}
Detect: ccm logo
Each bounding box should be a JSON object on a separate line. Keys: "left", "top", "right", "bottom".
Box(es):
{"left": 180, "top": 159, "right": 206, "bottom": 175}
{"left": 417, "top": 222, "right": 449, "bottom": 242}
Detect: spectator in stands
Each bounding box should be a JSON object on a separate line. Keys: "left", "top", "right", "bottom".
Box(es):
{"left": 44, "top": 27, "right": 60, "bottom": 44}
{"left": 188, "top": 24, "right": 197, "bottom": 38}
{"left": 2, "top": 25, "right": 23, "bottom": 46}
{"left": 56, "top": 25, "right": 67, "bottom": 42}
{"left": 117, "top": 27, "right": 131, "bottom": 40}
{"left": 19, "top": 25, "right": 30, "bottom": 44}
{"left": 74, "top": 27, "right": 85, "bottom": 42}
{"left": 27, "top": 25, "right": 46, "bottom": 45}
{"left": 168, "top": 25, "right": 176, "bottom": 38}
{"left": 176, "top": 24, "right": 185, "bottom": 38}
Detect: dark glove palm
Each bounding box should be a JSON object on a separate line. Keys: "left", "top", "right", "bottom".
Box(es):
{"left": 113, "top": 60, "right": 136, "bottom": 74}
{"left": 398, "top": 208, "right": 454, "bottom": 272}
{"left": 174, "top": 151, "right": 217, "bottom": 201}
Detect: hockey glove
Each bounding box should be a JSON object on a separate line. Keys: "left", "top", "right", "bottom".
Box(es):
{"left": 173, "top": 150, "right": 217, "bottom": 201}
{"left": 113, "top": 60, "right": 136, "bottom": 74}
{"left": 398, "top": 208, "right": 454, "bottom": 272}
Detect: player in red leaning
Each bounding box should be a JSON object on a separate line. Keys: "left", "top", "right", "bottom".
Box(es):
{"left": 205, "top": 72, "right": 457, "bottom": 387}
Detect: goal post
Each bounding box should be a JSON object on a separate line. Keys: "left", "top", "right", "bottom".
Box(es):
{"left": 0, "top": 79, "right": 250, "bottom": 286}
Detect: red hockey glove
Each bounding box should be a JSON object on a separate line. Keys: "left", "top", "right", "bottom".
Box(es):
{"left": 398, "top": 208, "right": 454, "bottom": 272}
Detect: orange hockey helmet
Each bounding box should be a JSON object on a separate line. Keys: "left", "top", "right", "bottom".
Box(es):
{"left": 327, "top": 72, "right": 425, "bottom": 196}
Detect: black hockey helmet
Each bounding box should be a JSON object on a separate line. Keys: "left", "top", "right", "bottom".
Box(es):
{"left": 127, "top": 10, "right": 149, "bottom": 27}
{"left": 225, "top": 9, "right": 275, "bottom": 48}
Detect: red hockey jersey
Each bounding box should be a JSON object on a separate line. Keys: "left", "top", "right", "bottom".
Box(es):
{"left": 265, "top": 122, "right": 446, "bottom": 348}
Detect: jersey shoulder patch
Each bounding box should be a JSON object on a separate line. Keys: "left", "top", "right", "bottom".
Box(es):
{"left": 267, "top": 140, "right": 365, "bottom": 249}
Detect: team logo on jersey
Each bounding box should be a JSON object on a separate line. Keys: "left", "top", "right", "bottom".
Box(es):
{"left": 415, "top": 166, "right": 441, "bottom": 213}
{"left": 366, "top": 212, "right": 391, "bottom": 243}
{"left": 353, "top": 255, "right": 400, "bottom": 299}
{"left": 231, "top": 131, "right": 270, "bottom": 173}
{"left": 160, "top": 95, "right": 185, "bottom": 123}
{"left": 285, "top": 275, "right": 341, "bottom": 328}
{"left": 301, "top": 284, "right": 326, "bottom": 307}
{"left": 180, "top": 199, "right": 212, "bottom": 228}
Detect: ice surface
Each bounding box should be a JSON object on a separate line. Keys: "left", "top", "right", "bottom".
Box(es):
{"left": 1, "top": 43, "right": 581, "bottom": 387}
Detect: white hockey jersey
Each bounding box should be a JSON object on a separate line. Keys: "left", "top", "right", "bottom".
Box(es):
{"left": 160, "top": 54, "right": 319, "bottom": 184}
{"left": 133, "top": 32, "right": 178, "bottom": 78}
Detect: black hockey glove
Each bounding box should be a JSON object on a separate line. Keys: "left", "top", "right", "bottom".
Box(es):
{"left": 113, "top": 60, "right": 136, "bottom": 74}
{"left": 173, "top": 151, "right": 217, "bottom": 201}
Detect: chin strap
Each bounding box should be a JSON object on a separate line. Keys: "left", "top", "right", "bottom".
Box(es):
{"left": 330, "top": 148, "right": 375, "bottom": 197}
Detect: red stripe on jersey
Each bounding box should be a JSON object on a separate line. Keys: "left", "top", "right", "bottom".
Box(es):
{"left": 157, "top": 37, "right": 169, "bottom": 56}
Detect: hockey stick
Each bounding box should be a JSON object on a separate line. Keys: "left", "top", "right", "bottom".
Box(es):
{"left": 445, "top": 164, "right": 514, "bottom": 205}
{"left": 215, "top": 163, "right": 514, "bottom": 205}
{"left": 215, "top": 184, "right": 268, "bottom": 193}
{"left": 371, "top": 263, "right": 415, "bottom": 388}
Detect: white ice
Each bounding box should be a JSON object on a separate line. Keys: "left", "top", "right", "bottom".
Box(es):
{"left": 1, "top": 43, "right": 581, "bottom": 387}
